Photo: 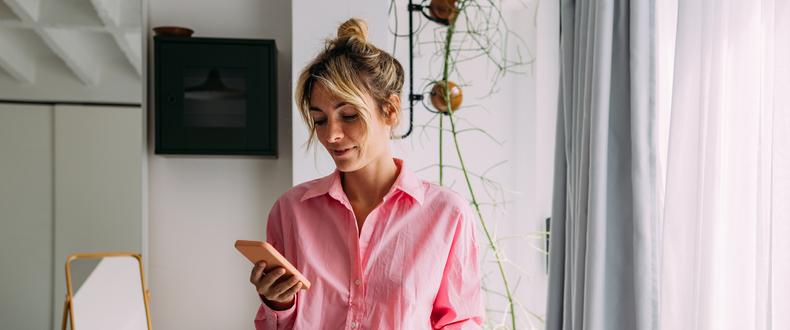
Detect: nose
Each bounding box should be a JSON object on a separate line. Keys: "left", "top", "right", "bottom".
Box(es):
{"left": 326, "top": 118, "right": 343, "bottom": 143}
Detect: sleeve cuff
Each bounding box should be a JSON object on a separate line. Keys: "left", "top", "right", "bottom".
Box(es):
{"left": 259, "top": 294, "right": 297, "bottom": 313}
{"left": 254, "top": 293, "right": 298, "bottom": 329}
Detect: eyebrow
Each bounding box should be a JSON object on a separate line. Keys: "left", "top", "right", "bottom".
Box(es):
{"left": 309, "top": 101, "right": 349, "bottom": 112}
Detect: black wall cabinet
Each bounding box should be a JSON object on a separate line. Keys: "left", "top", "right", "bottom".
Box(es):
{"left": 154, "top": 36, "right": 277, "bottom": 156}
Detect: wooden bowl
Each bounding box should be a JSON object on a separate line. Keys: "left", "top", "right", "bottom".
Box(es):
{"left": 153, "top": 26, "right": 194, "bottom": 37}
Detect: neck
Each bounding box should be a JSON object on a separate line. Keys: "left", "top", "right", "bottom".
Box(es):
{"left": 341, "top": 155, "right": 399, "bottom": 205}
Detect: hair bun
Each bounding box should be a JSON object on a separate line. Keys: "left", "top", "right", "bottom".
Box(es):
{"left": 337, "top": 18, "right": 368, "bottom": 42}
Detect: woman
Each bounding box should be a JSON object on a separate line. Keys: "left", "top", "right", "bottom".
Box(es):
{"left": 250, "top": 18, "right": 484, "bottom": 329}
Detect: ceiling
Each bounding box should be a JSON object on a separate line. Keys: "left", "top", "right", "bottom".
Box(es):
{"left": 0, "top": 0, "right": 141, "bottom": 87}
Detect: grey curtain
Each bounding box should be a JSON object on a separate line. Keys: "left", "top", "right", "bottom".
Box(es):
{"left": 546, "top": 0, "right": 659, "bottom": 330}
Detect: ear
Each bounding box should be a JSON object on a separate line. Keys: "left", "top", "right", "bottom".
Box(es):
{"left": 383, "top": 94, "right": 401, "bottom": 125}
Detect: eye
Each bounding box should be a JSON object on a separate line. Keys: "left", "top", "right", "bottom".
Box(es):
{"left": 342, "top": 114, "right": 359, "bottom": 122}
{"left": 313, "top": 118, "right": 327, "bottom": 126}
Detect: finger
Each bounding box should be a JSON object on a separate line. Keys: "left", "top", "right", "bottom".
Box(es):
{"left": 249, "top": 262, "right": 267, "bottom": 284}
{"left": 259, "top": 267, "right": 287, "bottom": 292}
{"left": 276, "top": 282, "right": 302, "bottom": 301}
{"left": 272, "top": 275, "right": 300, "bottom": 296}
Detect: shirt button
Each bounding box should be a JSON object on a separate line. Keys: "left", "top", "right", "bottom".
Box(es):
{"left": 354, "top": 279, "right": 361, "bottom": 286}
{"left": 350, "top": 321, "right": 359, "bottom": 328}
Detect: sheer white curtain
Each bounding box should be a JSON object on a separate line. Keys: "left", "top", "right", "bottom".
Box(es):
{"left": 660, "top": 0, "right": 790, "bottom": 329}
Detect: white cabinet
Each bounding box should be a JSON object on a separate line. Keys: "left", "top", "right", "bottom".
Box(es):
{"left": 0, "top": 103, "right": 144, "bottom": 330}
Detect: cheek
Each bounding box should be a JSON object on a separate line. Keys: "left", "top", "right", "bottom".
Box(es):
{"left": 345, "top": 124, "right": 364, "bottom": 141}
{"left": 365, "top": 123, "right": 390, "bottom": 148}
{"left": 314, "top": 127, "right": 331, "bottom": 147}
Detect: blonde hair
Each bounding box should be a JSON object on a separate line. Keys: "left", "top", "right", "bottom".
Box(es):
{"left": 295, "top": 18, "right": 405, "bottom": 149}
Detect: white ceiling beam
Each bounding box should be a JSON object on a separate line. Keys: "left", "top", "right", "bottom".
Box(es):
{"left": 0, "top": 19, "right": 138, "bottom": 32}
{"left": 37, "top": 28, "right": 100, "bottom": 85}
{"left": 3, "top": 0, "right": 40, "bottom": 22}
{"left": 119, "top": 31, "right": 141, "bottom": 74}
{"left": 90, "top": 0, "right": 140, "bottom": 75}
{"left": 89, "top": 0, "right": 121, "bottom": 27}
{"left": 6, "top": 0, "right": 102, "bottom": 85}
{"left": 0, "top": 29, "right": 35, "bottom": 83}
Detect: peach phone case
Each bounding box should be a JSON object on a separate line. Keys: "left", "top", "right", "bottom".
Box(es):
{"left": 235, "top": 240, "right": 311, "bottom": 290}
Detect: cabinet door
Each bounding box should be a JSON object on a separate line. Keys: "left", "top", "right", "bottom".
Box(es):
{"left": 52, "top": 104, "right": 144, "bottom": 329}
{"left": 0, "top": 103, "right": 54, "bottom": 330}
{"left": 0, "top": 103, "right": 144, "bottom": 330}
{"left": 155, "top": 37, "right": 277, "bottom": 155}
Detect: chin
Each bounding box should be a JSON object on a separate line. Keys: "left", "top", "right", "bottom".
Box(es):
{"left": 331, "top": 156, "right": 361, "bottom": 173}
{"left": 334, "top": 155, "right": 376, "bottom": 173}
{"left": 326, "top": 146, "right": 380, "bottom": 173}
{"left": 333, "top": 161, "right": 355, "bottom": 172}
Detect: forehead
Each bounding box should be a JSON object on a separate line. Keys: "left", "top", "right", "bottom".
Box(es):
{"left": 309, "top": 83, "right": 343, "bottom": 108}
{"left": 309, "top": 94, "right": 347, "bottom": 117}
{"left": 309, "top": 84, "right": 368, "bottom": 115}
{"left": 309, "top": 81, "right": 378, "bottom": 113}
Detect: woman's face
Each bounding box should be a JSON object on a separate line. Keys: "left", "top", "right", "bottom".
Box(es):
{"left": 308, "top": 83, "right": 395, "bottom": 172}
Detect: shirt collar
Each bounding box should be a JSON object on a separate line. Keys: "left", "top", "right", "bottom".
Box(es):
{"left": 300, "top": 158, "right": 425, "bottom": 205}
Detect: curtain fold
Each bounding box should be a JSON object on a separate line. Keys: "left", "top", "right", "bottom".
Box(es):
{"left": 547, "top": 0, "right": 659, "bottom": 329}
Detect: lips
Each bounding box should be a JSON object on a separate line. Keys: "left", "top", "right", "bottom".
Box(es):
{"left": 332, "top": 146, "right": 357, "bottom": 157}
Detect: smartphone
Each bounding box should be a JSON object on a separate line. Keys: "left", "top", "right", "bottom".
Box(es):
{"left": 235, "top": 240, "right": 311, "bottom": 290}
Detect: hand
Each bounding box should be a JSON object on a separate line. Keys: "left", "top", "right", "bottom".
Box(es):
{"left": 250, "top": 261, "right": 302, "bottom": 310}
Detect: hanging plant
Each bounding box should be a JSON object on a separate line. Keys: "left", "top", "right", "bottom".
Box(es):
{"left": 390, "top": 0, "right": 545, "bottom": 329}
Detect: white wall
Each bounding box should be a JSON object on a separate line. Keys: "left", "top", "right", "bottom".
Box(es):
{"left": 291, "top": 0, "right": 391, "bottom": 183}
{"left": 291, "top": 0, "right": 558, "bottom": 328}
{"left": 146, "top": 0, "right": 556, "bottom": 328}
{"left": 147, "top": 0, "right": 292, "bottom": 329}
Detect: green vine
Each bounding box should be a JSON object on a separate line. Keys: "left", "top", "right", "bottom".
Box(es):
{"left": 391, "top": 0, "right": 542, "bottom": 328}
{"left": 440, "top": 4, "right": 515, "bottom": 328}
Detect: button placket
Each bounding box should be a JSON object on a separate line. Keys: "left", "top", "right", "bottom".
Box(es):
{"left": 347, "top": 208, "right": 364, "bottom": 330}
{"left": 349, "top": 273, "right": 362, "bottom": 323}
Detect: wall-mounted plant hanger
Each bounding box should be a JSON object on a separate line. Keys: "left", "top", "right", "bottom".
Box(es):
{"left": 397, "top": 0, "right": 464, "bottom": 139}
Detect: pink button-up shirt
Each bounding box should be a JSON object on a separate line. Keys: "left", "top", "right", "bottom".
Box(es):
{"left": 254, "top": 159, "right": 484, "bottom": 329}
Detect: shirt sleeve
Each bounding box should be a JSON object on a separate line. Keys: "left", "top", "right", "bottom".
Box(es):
{"left": 254, "top": 199, "right": 298, "bottom": 330}
{"left": 431, "top": 204, "right": 485, "bottom": 329}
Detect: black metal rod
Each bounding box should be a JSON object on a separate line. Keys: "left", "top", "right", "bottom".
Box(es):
{"left": 397, "top": 1, "right": 423, "bottom": 139}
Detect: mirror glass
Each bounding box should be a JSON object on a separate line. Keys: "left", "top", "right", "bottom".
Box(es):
{"left": 67, "top": 255, "right": 149, "bottom": 330}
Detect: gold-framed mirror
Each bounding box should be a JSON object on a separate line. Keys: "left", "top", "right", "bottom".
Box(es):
{"left": 62, "top": 253, "right": 152, "bottom": 330}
